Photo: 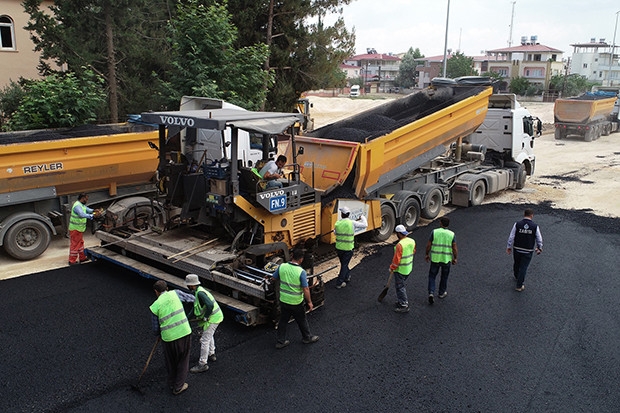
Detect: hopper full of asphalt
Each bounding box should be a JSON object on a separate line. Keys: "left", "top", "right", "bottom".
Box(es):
{"left": 1, "top": 202, "right": 619, "bottom": 412}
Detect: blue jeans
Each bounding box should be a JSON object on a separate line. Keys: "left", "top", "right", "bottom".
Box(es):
{"left": 265, "top": 180, "right": 283, "bottom": 189}
{"left": 513, "top": 251, "right": 533, "bottom": 288}
{"left": 336, "top": 249, "right": 353, "bottom": 283}
{"left": 394, "top": 271, "right": 409, "bottom": 306}
{"left": 428, "top": 261, "right": 451, "bottom": 295}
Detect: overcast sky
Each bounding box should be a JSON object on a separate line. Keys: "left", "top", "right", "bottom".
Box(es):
{"left": 331, "top": 0, "right": 620, "bottom": 58}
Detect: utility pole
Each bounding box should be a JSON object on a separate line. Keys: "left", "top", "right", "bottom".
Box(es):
{"left": 608, "top": 11, "right": 620, "bottom": 86}
{"left": 442, "top": 0, "right": 450, "bottom": 77}
{"left": 508, "top": 1, "right": 516, "bottom": 47}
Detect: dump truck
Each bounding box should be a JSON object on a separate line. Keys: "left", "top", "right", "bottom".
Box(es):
{"left": 86, "top": 77, "right": 539, "bottom": 326}
{"left": 554, "top": 91, "right": 619, "bottom": 141}
{"left": 0, "top": 123, "right": 161, "bottom": 260}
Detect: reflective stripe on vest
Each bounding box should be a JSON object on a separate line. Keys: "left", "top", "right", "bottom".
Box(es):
{"left": 194, "top": 286, "right": 223, "bottom": 327}
{"left": 150, "top": 291, "right": 191, "bottom": 342}
{"left": 68, "top": 201, "right": 87, "bottom": 232}
{"left": 278, "top": 263, "right": 304, "bottom": 305}
{"left": 429, "top": 228, "right": 455, "bottom": 264}
{"left": 395, "top": 237, "right": 416, "bottom": 275}
{"left": 335, "top": 219, "right": 355, "bottom": 251}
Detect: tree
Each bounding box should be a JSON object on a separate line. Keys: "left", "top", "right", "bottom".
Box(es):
{"left": 227, "top": 0, "right": 355, "bottom": 112}
{"left": 23, "top": 0, "right": 173, "bottom": 122}
{"left": 6, "top": 70, "right": 106, "bottom": 131}
{"left": 396, "top": 47, "right": 424, "bottom": 88}
{"left": 446, "top": 52, "right": 477, "bottom": 78}
{"left": 549, "top": 74, "right": 592, "bottom": 97}
{"left": 509, "top": 76, "right": 530, "bottom": 95}
{"left": 159, "top": 1, "right": 272, "bottom": 111}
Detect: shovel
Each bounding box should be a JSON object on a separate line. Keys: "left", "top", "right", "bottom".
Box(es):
{"left": 131, "top": 336, "right": 161, "bottom": 393}
{"left": 377, "top": 271, "right": 393, "bottom": 302}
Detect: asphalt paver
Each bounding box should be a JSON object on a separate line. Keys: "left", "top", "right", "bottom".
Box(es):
{"left": 1, "top": 203, "right": 619, "bottom": 412}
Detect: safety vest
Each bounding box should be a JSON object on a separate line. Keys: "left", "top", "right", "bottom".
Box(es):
{"left": 150, "top": 291, "right": 191, "bottom": 342}
{"left": 68, "top": 200, "right": 87, "bottom": 232}
{"left": 278, "top": 263, "right": 304, "bottom": 305}
{"left": 194, "top": 286, "right": 223, "bottom": 328}
{"left": 514, "top": 219, "right": 538, "bottom": 253}
{"left": 395, "top": 237, "right": 416, "bottom": 275}
{"left": 335, "top": 219, "right": 355, "bottom": 251}
{"left": 429, "top": 228, "right": 455, "bottom": 264}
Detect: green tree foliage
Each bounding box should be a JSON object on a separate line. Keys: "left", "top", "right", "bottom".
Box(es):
{"left": 6, "top": 70, "right": 106, "bottom": 131}
{"left": 548, "top": 74, "right": 592, "bottom": 97}
{"left": 227, "top": 0, "right": 355, "bottom": 112}
{"left": 509, "top": 76, "right": 530, "bottom": 95}
{"left": 396, "top": 47, "right": 424, "bottom": 88}
{"left": 0, "top": 80, "right": 26, "bottom": 130}
{"left": 159, "top": 1, "right": 272, "bottom": 111}
{"left": 23, "top": 0, "right": 173, "bottom": 122}
{"left": 446, "top": 52, "right": 478, "bottom": 78}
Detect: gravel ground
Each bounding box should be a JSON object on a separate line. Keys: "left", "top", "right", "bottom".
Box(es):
{"left": 1, "top": 202, "right": 619, "bottom": 413}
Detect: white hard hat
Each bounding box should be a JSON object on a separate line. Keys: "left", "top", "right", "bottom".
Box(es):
{"left": 340, "top": 206, "right": 351, "bottom": 215}
{"left": 185, "top": 274, "right": 201, "bottom": 286}
{"left": 395, "top": 224, "right": 409, "bottom": 236}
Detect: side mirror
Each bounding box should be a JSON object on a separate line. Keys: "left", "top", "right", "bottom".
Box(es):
{"left": 297, "top": 146, "right": 304, "bottom": 155}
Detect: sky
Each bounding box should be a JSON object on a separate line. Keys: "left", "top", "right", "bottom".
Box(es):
{"left": 328, "top": 0, "right": 620, "bottom": 59}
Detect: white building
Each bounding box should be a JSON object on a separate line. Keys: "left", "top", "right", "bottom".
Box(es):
{"left": 569, "top": 38, "right": 620, "bottom": 86}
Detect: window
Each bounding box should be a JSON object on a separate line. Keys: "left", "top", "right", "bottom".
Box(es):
{"left": 533, "top": 54, "right": 541, "bottom": 61}
{"left": 583, "top": 63, "right": 588, "bottom": 69}
{"left": 524, "top": 68, "right": 544, "bottom": 78}
{"left": 0, "top": 15, "right": 15, "bottom": 50}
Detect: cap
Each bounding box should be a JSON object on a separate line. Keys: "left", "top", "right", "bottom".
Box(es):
{"left": 185, "top": 274, "right": 201, "bottom": 286}
{"left": 339, "top": 206, "right": 351, "bottom": 215}
{"left": 394, "top": 224, "right": 409, "bottom": 236}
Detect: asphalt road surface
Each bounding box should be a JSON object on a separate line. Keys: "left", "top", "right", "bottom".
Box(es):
{"left": 1, "top": 203, "right": 619, "bottom": 413}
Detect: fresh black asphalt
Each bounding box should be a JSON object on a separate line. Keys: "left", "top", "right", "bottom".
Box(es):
{"left": 1, "top": 202, "right": 619, "bottom": 412}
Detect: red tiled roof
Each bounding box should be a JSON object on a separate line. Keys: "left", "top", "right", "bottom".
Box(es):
{"left": 487, "top": 44, "right": 563, "bottom": 53}
{"left": 349, "top": 53, "right": 401, "bottom": 61}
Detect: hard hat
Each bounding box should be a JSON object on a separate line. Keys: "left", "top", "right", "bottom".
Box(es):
{"left": 339, "top": 206, "right": 351, "bottom": 215}
{"left": 395, "top": 224, "right": 409, "bottom": 236}
{"left": 185, "top": 274, "right": 201, "bottom": 286}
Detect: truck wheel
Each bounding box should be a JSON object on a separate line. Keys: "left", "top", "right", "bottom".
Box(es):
{"left": 398, "top": 197, "right": 421, "bottom": 231}
{"left": 3, "top": 219, "right": 51, "bottom": 260}
{"left": 584, "top": 129, "right": 593, "bottom": 142}
{"left": 506, "top": 162, "right": 527, "bottom": 189}
{"left": 370, "top": 204, "right": 396, "bottom": 242}
{"left": 554, "top": 129, "right": 564, "bottom": 140}
{"left": 421, "top": 187, "right": 443, "bottom": 220}
{"left": 470, "top": 180, "right": 486, "bottom": 206}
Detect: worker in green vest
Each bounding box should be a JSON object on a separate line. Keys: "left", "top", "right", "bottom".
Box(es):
{"left": 150, "top": 280, "right": 194, "bottom": 395}
{"left": 185, "top": 274, "right": 224, "bottom": 373}
{"left": 68, "top": 193, "right": 101, "bottom": 265}
{"left": 271, "top": 248, "right": 319, "bottom": 349}
{"left": 389, "top": 225, "right": 416, "bottom": 313}
{"left": 425, "top": 216, "right": 458, "bottom": 304}
{"left": 334, "top": 206, "right": 368, "bottom": 289}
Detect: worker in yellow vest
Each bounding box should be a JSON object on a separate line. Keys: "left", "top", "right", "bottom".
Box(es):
{"left": 185, "top": 274, "right": 224, "bottom": 373}
{"left": 68, "top": 193, "right": 101, "bottom": 265}
{"left": 271, "top": 248, "right": 319, "bottom": 349}
{"left": 150, "top": 280, "right": 194, "bottom": 395}
{"left": 425, "top": 216, "right": 458, "bottom": 304}
{"left": 334, "top": 206, "right": 368, "bottom": 289}
{"left": 389, "top": 225, "right": 416, "bottom": 313}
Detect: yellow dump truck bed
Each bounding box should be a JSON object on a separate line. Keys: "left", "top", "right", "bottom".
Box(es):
{"left": 294, "top": 85, "right": 493, "bottom": 198}
{"left": 554, "top": 95, "right": 616, "bottom": 124}
{"left": 0, "top": 125, "right": 159, "bottom": 196}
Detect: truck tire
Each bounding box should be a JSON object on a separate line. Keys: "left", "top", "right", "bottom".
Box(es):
{"left": 470, "top": 180, "right": 486, "bottom": 206}
{"left": 421, "top": 186, "right": 443, "bottom": 220}
{"left": 398, "top": 197, "right": 421, "bottom": 231}
{"left": 506, "top": 162, "right": 527, "bottom": 189}
{"left": 584, "top": 128, "right": 594, "bottom": 142}
{"left": 370, "top": 203, "right": 396, "bottom": 242}
{"left": 3, "top": 219, "right": 51, "bottom": 260}
{"left": 554, "top": 129, "right": 564, "bottom": 140}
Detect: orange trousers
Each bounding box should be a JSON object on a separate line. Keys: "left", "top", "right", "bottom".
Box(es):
{"left": 69, "top": 230, "right": 87, "bottom": 264}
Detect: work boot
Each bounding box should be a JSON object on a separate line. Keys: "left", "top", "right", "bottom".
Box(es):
{"left": 80, "top": 256, "right": 91, "bottom": 263}
{"left": 335, "top": 282, "right": 346, "bottom": 289}
{"left": 190, "top": 363, "right": 209, "bottom": 373}
{"left": 394, "top": 305, "right": 410, "bottom": 313}
{"left": 428, "top": 294, "right": 435, "bottom": 304}
{"left": 302, "top": 335, "right": 319, "bottom": 344}
{"left": 208, "top": 354, "right": 217, "bottom": 362}
{"left": 276, "top": 340, "right": 290, "bottom": 349}
{"left": 173, "top": 383, "right": 189, "bottom": 395}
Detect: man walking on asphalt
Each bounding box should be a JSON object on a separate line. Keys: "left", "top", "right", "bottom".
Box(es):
{"left": 271, "top": 248, "right": 319, "bottom": 349}
{"left": 389, "top": 225, "right": 416, "bottom": 313}
{"left": 68, "top": 193, "right": 101, "bottom": 265}
{"left": 185, "top": 274, "right": 223, "bottom": 373}
{"left": 425, "top": 216, "right": 458, "bottom": 304}
{"left": 150, "top": 280, "right": 194, "bottom": 395}
{"left": 506, "top": 208, "right": 543, "bottom": 291}
{"left": 334, "top": 206, "right": 368, "bottom": 289}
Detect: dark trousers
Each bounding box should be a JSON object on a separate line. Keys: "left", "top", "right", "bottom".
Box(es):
{"left": 513, "top": 251, "right": 533, "bottom": 288}
{"left": 336, "top": 249, "right": 353, "bottom": 283}
{"left": 277, "top": 301, "right": 312, "bottom": 344}
{"left": 428, "top": 261, "right": 451, "bottom": 295}
{"left": 162, "top": 334, "right": 191, "bottom": 392}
